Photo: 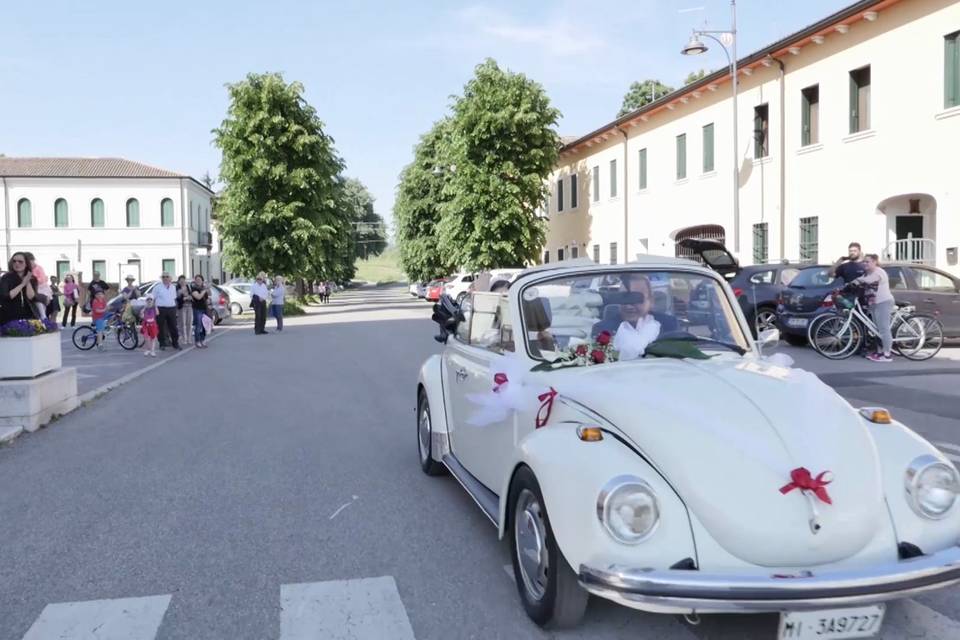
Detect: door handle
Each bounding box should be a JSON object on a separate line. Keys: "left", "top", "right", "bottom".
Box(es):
{"left": 455, "top": 368, "right": 468, "bottom": 382}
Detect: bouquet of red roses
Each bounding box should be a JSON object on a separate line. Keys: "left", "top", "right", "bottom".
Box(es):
{"left": 567, "top": 330, "right": 619, "bottom": 365}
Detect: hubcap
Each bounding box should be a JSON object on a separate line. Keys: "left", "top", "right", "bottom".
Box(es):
{"left": 418, "top": 405, "right": 431, "bottom": 465}
{"left": 515, "top": 489, "right": 549, "bottom": 602}
{"left": 755, "top": 310, "right": 776, "bottom": 334}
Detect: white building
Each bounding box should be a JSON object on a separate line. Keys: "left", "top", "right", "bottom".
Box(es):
{"left": 1, "top": 157, "right": 215, "bottom": 285}
{"left": 544, "top": 0, "right": 960, "bottom": 275}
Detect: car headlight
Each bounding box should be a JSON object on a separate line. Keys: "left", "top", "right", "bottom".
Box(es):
{"left": 597, "top": 476, "right": 659, "bottom": 544}
{"left": 906, "top": 455, "right": 960, "bottom": 519}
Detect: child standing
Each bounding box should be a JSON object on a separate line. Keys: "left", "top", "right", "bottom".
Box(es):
{"left": 91, "top": 290, "right": 108, "bottom": 350}
{"left": 141, "top": 294, "right": 159, "bottom": 357}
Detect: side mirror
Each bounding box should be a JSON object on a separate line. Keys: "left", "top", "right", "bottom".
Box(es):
{"left": 757, "top": 328, "right": 780, "bottom": 352}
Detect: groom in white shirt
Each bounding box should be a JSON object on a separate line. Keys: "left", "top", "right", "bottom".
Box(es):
{"left": 612, "top": 278, "right": 661, "bottom": 360}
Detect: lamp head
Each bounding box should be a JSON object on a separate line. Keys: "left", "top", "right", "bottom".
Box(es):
{"left": 682, "top": 33, "right": 708, "bottom": 56}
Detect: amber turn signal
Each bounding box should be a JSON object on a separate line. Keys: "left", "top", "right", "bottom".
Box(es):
{"left": 859, "top": 407, "right": 892, "bottom": 424}
{"left": 577, "top": 426, "right": 604, "bottom": 442}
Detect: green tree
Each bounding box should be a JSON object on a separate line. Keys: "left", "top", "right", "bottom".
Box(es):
{"left": 618, "top": 79, "right": 674, "bottom": 117}
{"left": 213, "top": 72, "right": 345, "bottom": 279}
{"left": 438, "top": 59, "right": 560, "bottom": 271}
{"left": 394, "top": 118, "right": 458, "bottom": 282}
{"left": 684, "top": 69, "right": 708, "bottom": 85}
{"left": 342, "top": 178, "right": 387, "bottom": 260}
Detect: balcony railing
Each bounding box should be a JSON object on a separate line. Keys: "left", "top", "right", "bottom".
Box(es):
{"left": 199, "top": 231, "right": 213, "bottom": 248}
{"left": 884, "top": 238, "right": 935, "bottom": 265}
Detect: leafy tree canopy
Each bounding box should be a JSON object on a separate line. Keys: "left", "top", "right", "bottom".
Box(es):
{"left": 341, "top": 178, "right": 387, "bottom": 260}
{"left": 684, "top": 69, "right": 708, "bottom": 85}
{"left": 618, "top": 79, "right": 674, "bottom": 117}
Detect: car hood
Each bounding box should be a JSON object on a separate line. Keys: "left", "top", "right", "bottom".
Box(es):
{"left": 547, "top": 356, "right": 886, "bottom": 567}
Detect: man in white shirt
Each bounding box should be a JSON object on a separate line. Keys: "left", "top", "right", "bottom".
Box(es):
{"left": 250, "top": 272, "right": 270, "bottom": 335}
{"left": 154, "top": 272, "right": 181, "bottom": 350}
{"left": 612, "top": 287, "right": 661, "bottom": 360}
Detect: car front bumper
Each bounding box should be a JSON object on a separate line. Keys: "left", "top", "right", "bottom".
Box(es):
{"left": 579, "top": 544, "right": 960, "bottom": 614}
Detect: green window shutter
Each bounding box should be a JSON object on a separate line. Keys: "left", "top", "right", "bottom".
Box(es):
{"left": 592, "top": 166, "right": 600, "bottom": 202}
{"left": 161, "top": 199, "right": 174, "bottom": 227}
{"left": 126, "top": 199, "right": 140, "bottom": 227}
{"left": 557, "top": 180, "right": 564, "bottom": 212}
{"left": 849, "top": 71, "right": 859, "bottom": 133}
{"left": 17, "top": 199, "right": 31, "bottom": 227}
{"left": 92, "top": 260, "right": 106, "bottom": 277}
{"left": 676, "top": 134, "right": 686, "bottom": 180}
{"left": 56, "top": 261, "right": 71, "bottom": 282}
{"left": 609, "top": 159, "right": 617, "bottom": 197}
{"left": 702, "top": 124, "right": 714, "bottom": 173}
{"left": 570, "top": 175, "right": 578, "bottom": 207}
{"left": 55, "top": 198, "right": 69, "bottom": 227}
{"left": 638, "top": 148, "right": 647, "bottom": 189}
{"left": 947, "top": 32, "right": 960, "bottom": 109}
{"left": 801, "top": 91, "right": 811, "bottom": 146}
{"left": 162, "top": 259, "right": 176, "bottom": 275}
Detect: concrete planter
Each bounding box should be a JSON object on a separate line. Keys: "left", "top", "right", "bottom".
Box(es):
{"left": 0, "top": 331, "right": 62, "bottom": 379}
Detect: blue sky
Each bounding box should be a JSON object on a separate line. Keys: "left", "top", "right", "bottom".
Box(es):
{"left": 2, "top": 0, "right": 851, "bottom": 231}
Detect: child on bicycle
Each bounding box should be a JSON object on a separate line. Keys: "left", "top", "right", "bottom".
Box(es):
{"left": 850, "top": 254, "right": 893, "bottom": 363}
{"left": 141, "top": 294, "right": 159, "bottom": 357}
{"left": 91, "top": 289, "right": 108, "bottom": 350}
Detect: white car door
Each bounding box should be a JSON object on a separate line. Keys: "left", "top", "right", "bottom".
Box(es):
{"left": 443, "top": 293, "right": 516, "bottom": 492}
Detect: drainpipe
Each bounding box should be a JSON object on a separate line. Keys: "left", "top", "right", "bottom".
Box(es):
{"left": 2, "top": 177, "right": 9, "bottom": 261}
{"left": 617, "top": 126, "right": 629, "bottom": 263}
{"left": 774, "top": 57, "right": 786, "bottom": 260}
{"left": 180, "top": 179, "right": 189, "bottom": 275}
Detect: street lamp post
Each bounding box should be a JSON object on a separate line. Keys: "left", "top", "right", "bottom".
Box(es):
{"left": 682, "top": 0, "right": 740, "bottom": 253}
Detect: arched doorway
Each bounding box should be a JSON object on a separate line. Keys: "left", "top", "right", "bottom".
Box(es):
{"left": 674, "top": 224, "right": 726, "bottom": 262}
{"left": 875, "top": 194, "right": 936, "bottom": 264}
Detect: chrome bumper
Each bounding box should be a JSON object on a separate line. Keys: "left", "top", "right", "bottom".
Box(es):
{"left": 579, "top": 545, "right": 960, "bottom": 614}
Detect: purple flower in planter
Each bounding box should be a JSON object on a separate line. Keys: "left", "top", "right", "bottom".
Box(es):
{"left": 1, "top": 318, "right": 58, "bottom": 337}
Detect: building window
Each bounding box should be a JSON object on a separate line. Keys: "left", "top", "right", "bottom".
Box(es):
{"left": 801, "top": 85, "right": 820, "bottom": 146}
{"left": 593, "top": 244, "right": 600, "bottom": 263}
{"left": 609, "top": 242, "right": 618, "bottom": 265}
{"left": 571, "top": 245, "right": 579, "bottom": 259}
{"left": 753, "top": 223, "right": 769, "bottom": 264}
{"left": 702, "top": 123, "right": 714, "bottom": 173}
{"left": 556, "top": 179, "right": 564, "bottom": 212}
{"left": 17, "top": 198, "right": 31, "bottom": 227}
{"left": 592, "top": 165, "right": 600, "bottom": 202}
{"left": 799, "top": 216, "right": 819, "bottom": 263}
{"left": 542, "top": 250, "right": 550, "bottom": 264}
{"left": 570, "top": 174, "right": 578, "bottom": 208}
{"left": 754, "top": 104, "right": 769, "bottom": 158}
{"left": 558, "top": 247, "right": 565, "bottom": 261}
{"left": 609, "top": 159, "right": 617, "bottom": 197}
{"left": 54, "top": 198, "right": 69, "bottom": 227}
{"left": 92, "top": 260, "right": 106, "bottom": 278}
{"left": 56, "top": 261, "right": 71, "bottom": 282}
{"left": 849, "top": 66, "right": 871, "bottom": 133}
{"left": 90, "top": 198, "right": 105, "bottom": 227}
{"left": 676, "top": 134, "right": 686, "bottom": 180}
{"left": 126, "top": 198, "right": 140, "bottom": 227}
{"left": 161, "top": 198, "right": 175, "bottom": 227}
{"left": 946, "top": 31, "right": 960, "bottom": 109}
{"left": 638, "top": 148, "right": 647, "bottom": 190}
{"left": 162, "top": 259, "right": 176, "bottom": 275}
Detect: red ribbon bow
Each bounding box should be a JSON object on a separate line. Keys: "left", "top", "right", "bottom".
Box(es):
{"left": 535, "top": 387, "right": 557, "bottom": 428}
{"left": 780, "top": 467, "right": 833, "bottom": 505}
{"left": 493, "top": 373, "right": 508, "bottom": 392}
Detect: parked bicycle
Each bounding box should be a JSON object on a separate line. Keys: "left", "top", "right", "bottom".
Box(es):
{"left": 807, "top": 289, "right": 943, "bottom": 360}
{"left": 72, "top": 312, "right": 141, "bottom": 351}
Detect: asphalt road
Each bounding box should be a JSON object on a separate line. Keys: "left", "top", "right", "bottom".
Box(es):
{"left": 2, "top": 286, "right": 959, "bottom": 640}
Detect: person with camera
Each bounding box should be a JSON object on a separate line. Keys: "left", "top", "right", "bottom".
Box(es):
{"left": 831, "top": 242, "right": 866, "bottom": 284}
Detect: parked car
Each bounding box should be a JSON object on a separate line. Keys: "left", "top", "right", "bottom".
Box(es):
{"left": 220, "top": 283, "right": 253, "bottom": 316}
{"left": 676, "top": 238, "right": 800, "bottom": 337}
{"left": 417, "top": 258, "right": 960, "bottom": 632}
{"left": 444, "top": 273, "right": 476, "bottom": 303}
{"left": 425, "top": 279, "right": 447, "bottom": 302}
{"left": 108, "top": 280, "right": 230, "bottom": 325}
{"left": 777, "top": 263, "right": 960, "bottom": 344}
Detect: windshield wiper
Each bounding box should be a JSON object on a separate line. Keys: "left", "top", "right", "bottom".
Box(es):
{"left": 651, "top": 334, "right": 746, "bottom": 355}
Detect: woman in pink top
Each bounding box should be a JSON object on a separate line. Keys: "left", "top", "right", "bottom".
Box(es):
{"left": 61, "top": 274, "right": 80, "bottom": 327}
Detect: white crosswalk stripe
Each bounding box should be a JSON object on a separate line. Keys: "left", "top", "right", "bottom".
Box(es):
{"left": 280, "top": 576, "right": 416, "bottom": 640}
{"left": 933, "top": 442, "right": 960, "bottom": 465}
{"left": 21, "top": 594, "right": 171, "bottom": 640}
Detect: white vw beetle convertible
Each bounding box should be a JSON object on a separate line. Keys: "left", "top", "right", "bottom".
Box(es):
{"left": 416, "top": 257, "right": 960, "bottom": 638}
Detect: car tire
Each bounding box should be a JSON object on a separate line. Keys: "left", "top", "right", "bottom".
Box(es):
{"left": 417, "top": 389, "right": 446, "bottom": 476}
{"left": 784, "top": 333, "right": 808, "bottom": 347}
{"left": 508, "top": 465, "right": 588, "bottom": 629}
{"left": 752, "top": 307, "right": 778, "bottom": 338}
{"left": 231, "top": 303, "right": 243, "bottom": 316}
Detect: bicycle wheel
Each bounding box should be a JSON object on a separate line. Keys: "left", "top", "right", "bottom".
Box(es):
{"left": 894, "top": 314, "right": 943, "bottom": 361}
{"left": 809, "top": 315, "right": 862, "bottom": 359}
{"left": 117, "top": 324, "right": 139, "bottom": 350}
{"left": 72, "top": 325, "right": 97, "bottom": 351}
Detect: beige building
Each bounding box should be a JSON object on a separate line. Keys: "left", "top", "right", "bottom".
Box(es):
{"left": 544, "top": 0, "right": 960, "bottom": 275}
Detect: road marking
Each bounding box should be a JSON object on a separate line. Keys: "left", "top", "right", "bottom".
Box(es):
{"left": 21, "top": 594, "right": 171, "bottom": 640}
{"left": 934, "top": 441, "right": 960, "bottom": 454}
{"left": 328, "top": 495, "right": 359, "bottom": 520}
{"left": 880, "top": 598, "right": 960, "bottom": 639}
{"left": 280, "top": 576, "right": 416, "bottom": 640}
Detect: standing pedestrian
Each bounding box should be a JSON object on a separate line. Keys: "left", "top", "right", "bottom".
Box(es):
{"left": 176, "top": 275, "right": 193, "bottom": 345}
{"left": 87, "top": 270, "right": 110, "bottom": 300}
{"left": 140, "top": 294, "right": 159, "bottom": 357}
{"left": 190, "top": 274, "right": 210, "bottom": 348}
{"left": 47, "top": 276, "right": 62, "bottom": 320}
{"left": 61, "top": 274, "right": 80, "bottom": 327}
{"left": 0, "top": 252, "right": 38, "bottom": 324}
{"left": 154, "top": 272, "right": 181, "bottom": 350}
{"left": 831, "top": 242, "right": 866, "bottom": 284}
{"left": 251, "top": 272, "right": 269, "bottom": 335}
{"left": 270, "top": 275, "right": 285, "bottom": 332}
{"left": 851, "top": 254, "right": 894, "bottom": 363}
{"left": 91, "top": 290, "right": 108, "bottom": 350}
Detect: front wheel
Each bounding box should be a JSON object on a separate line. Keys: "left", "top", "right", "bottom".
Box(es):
{"left": 752, "top": 308, "right": 778, "bottom": 338}
{"left": 509, "top": 466, "right": 588, "bottom": 629}
{"left": 894, "top": 314, "right": 944, "bottom": 361}
{"left": 417, "top": 390, "right": 446, "bottom": 476}
{"left": 72, "top": 325, "right": 97, "bottom": 350}
{"left": 809, "top": 315, "right": 861, "bottom": 359}
{"left": 117, "top": 324, "right": 139, "bottom": 350}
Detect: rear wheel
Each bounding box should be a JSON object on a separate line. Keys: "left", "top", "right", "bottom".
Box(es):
{"left": 509, "top": 466, "right": 588, "bottom": 629}
{"left": 894, "top": 314, "right": 944, "bottom": 361}
{"left": 230, "top": 302, "right": 243, "bottom": 316}
{"left": 117, "top": 324, "right": 139, "bottom": 350}
{"left": 72, "top": 325, "right": 97, "bottom": 350}
{"left": 417, "top": 389, "right": 446, "bottom": 476}
{"left": 809, "top": 315, "right": 861, "bottom": 359}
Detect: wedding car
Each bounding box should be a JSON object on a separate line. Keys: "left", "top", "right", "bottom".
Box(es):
{"left": 416, "top": 257, "right": 960, "bottom": 638}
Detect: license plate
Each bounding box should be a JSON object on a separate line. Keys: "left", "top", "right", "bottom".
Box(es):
{"left": 786, "top": 317, "right": 808, "bottom": 328}
{"left": 778, "top": 604, "right": 885, "bottom": 640}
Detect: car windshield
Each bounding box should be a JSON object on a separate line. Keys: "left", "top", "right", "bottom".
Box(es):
{"left": 788, "top": 267, "right": 837, "bottom": 288}
{"left": 520, "top": 269, "right": 749, "bottom": 362}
